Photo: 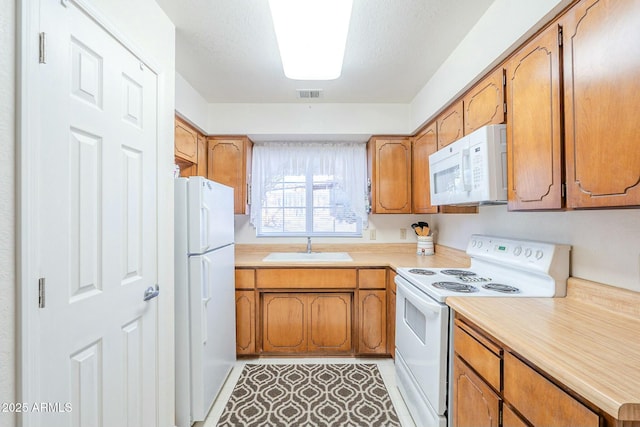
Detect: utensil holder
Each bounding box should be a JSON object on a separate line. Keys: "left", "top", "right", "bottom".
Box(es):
{"left": 417, "top": 235, "right": 434, "bottom": 256}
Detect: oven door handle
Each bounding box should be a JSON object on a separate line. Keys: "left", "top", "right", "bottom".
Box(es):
{"left": 395, "top": 276, "right": 444, "bottom": 315}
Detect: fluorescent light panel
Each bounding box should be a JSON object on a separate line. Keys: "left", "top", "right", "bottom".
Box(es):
{"left": 268, "top": 0, "right": 353, "bottom": 80}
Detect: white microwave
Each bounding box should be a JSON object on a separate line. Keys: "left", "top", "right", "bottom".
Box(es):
{"left": 428, "top": 124, "right": 507, "bottom": 206}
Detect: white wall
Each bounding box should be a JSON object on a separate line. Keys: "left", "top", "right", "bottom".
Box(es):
{"left": 431, "top": 206, "right": 640, "bottom": 292}
{"left": 176, "top": 73, "right": 209, "bottom": 131}
{"left": 0, "top": 0, "right": 15, "bottom": 425}
{"left": 207, "top": 102, "right": 410, "bottom": 141}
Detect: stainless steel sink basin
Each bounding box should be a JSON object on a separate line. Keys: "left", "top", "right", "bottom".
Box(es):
{"left": 262, "top": 252, "right": 353, "bottom": 262}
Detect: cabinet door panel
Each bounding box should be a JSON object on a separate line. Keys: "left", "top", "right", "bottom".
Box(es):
{"left": 308, "top": 293, "right": 352, "bottom": 352}
{"left": 463, "top": 68, "right": 505, "bottom": 135}
{"left": 504, "top": 352, "right": 599, "bottom": 427}
{"left": 564, "top": 0, "right": 640, "bottom": 207}
{"left": 235, "top": 291, "right": 255, "bottom": 355}
{"left": 437, "top": 101, "right": 463, "bottom": 149}
{"left": 506, "top": 25, "right": 563, "bottom": 210}
{"left": 207, "top": 137, "right": 251, "bottom": 214}
{"left": 196, "top": 133, "right": 207, "bottom": 177}
{"left": 262, "top": 293, "right": 307, "bottom": 353}
{"left": 174, "top": 118, "right": 198, "bottom": 162}
{"left": 412, "top": 123, "right": 439, "bottom": 214}
{"left": 452, "top": 356, "right": 500, "bottom": 427}
{"left": 358, "top": 290, "right": 386, "bottom": 354}
{"left": 370, "top": 138, "right": 412, "bottom": 213}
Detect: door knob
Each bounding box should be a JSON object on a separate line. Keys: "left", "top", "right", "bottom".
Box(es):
{"left": 143, "top": 284, "right": 160, "bottom": 302}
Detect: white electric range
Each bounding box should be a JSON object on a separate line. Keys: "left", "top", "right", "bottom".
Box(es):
{"left": 394, "top": 234, "right": 571, "bottom": 427}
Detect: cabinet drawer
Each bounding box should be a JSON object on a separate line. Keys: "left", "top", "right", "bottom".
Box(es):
{"left": 453, "top": 320, "right": 501, "bottom": 391}
{"left": 358, "top": 269, "right": 386, "bottom": 289}
{"left": 235, "top": 268, "right": 255, "bottom": 289}
{"left": 504, "top": 351, "right": 599, "bottom": 427}
{"left": 256, "top": 269, "right": 356, "bottom": 289}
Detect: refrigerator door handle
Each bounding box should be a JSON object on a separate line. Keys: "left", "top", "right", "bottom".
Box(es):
{"left": 143, "top": 284, "right": 160, "bottom": 302}
{"left": 200, "top": 204, "right": 211, "bottom": 251}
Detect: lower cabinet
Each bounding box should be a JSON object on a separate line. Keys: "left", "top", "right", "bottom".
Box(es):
{"left": 235, "top": 267, "right": 393, "bottom": 357}
{"left": 453, "top": 314, "right": 601, "bottom": 427}
{"left": 262, "top": 292, "right": 352, "bottom": 354}
{"left": 235, "top": 290, "right": 255, "bottom": 355}
{"left": 452, "top": 356, "right": 500, "bottom": 427}
{"left": 357, "top": 290, "right": 386, "bottom": 354}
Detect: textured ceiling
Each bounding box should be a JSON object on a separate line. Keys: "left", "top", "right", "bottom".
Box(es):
{"left": 155, "top": 0, "right": 496, "bottom": 103}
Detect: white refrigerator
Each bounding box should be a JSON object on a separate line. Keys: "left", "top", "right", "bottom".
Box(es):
{"left": 175, "top": 177, "right": 236, "bottom": 427}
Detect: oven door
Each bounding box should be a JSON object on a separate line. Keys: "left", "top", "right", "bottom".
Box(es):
{"left": 395, "top": 275, "right": 449, "bottom": 416}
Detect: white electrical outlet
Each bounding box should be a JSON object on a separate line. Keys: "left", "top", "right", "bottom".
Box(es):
{"left": 370, "top": 229, "right": 377, "bottom": 240}
{"left": 400, "top": 228, "right": 407, "bottom": 239}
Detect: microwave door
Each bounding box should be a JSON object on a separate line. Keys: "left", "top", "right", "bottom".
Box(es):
{"left": 429, "top": 139, "right": 470, "bottom": 205}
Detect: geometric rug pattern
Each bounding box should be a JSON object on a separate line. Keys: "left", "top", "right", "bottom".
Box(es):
{"left": 216, "top": 364, "right": 402, "bottom": 427}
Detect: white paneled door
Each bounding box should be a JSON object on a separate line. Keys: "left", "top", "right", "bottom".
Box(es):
{"left": 27, "top": 1, "right": 159, "bottom": 426}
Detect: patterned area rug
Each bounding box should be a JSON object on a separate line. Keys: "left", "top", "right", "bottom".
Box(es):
{"left": 216, "top": 363, "right": 402, "bottom": 427}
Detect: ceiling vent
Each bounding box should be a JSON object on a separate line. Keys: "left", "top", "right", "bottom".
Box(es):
{"left": 297, "top": 89, "right": 323, "bottom": 99}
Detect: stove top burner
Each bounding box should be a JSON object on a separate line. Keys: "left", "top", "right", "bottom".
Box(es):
{"left": 482, "top": 283, "right": 520, "bottom": 293}
{"left": 432, "top": 281, "right": 478, "bottom": 293}
{"left": 458, "top": 275, "right": 491, "bottom": 283}
{"left": 441, "top": 269, "right": 476, "bottom": 277}
{"left": 408, "top": 269, "right": 437, "bottom": 276}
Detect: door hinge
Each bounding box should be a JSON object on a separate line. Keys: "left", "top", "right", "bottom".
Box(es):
{"left": 503, "top": 102, "right": 507, "bottom": 114}
{"left": 561, "top": 182, "right": 566, "bottom": 197}
{"left": 557, "top": 25, "right": 563, "bottom": 47}
{"left": 38, "top": 32, "right": 46, "bottom": 64}
{"left": 38, "top": 278, "right": 46, "bottom": 308}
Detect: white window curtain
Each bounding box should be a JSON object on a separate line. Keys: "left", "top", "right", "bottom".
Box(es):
{"left": 250, "top": 141, "right": 368, "bottom": 236}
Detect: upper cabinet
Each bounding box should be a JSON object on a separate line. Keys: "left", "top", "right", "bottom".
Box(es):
{"left": 367, "top": 136, "right": 412, "bottom": 214}
{"left": 436, "top": 100, "right": 464, "bottom": 149}
{"left": 505, "top": 23, "right": 564, "bottom": 211}
{"left": 207, "top": 136, "right": 253, "bottom": 214}
{"left": 411, "top": 123, "right": 438, "bottom": 214}
{"left": 174, "top": 116, "right": 198, "bottom": 163}
{"left": 563, "top": 0, "right": 640, "bottom": 208}
{"left": 174, "top": 116, "right": 206, "bottom": 178}
{"left": 463, "top": 67, "right": 505, "bottom": 135}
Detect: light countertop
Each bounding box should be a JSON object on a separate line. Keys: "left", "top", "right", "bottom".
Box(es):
{"left": 234, "top": 243, "right": 470, "bottom": 270}
{"left": 447, "top": 278, "right": 640, "bottom": 421}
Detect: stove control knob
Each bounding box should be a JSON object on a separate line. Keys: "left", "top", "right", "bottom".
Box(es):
{"left": 513, "top": 246, "right": 522, "bottom": 256}
{"left": 471, "top": 239, "right": 477, "bottom": 247}
{"left": 477, "top": 241, "right": 483, "bottom": 248}
{"left": 535, "top": 250, "right": 544, "bottom": 260}
{"left": 525, "top": 248, "right": 532, "bottom": 258}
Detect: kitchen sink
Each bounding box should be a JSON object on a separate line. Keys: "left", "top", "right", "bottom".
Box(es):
{"left": 262, "top": 252, "right": 353, "bottom": 262}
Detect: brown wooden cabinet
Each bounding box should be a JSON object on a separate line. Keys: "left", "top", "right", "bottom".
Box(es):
{"left": 411, "top": 123, "right": 439, "bottom": 214}
{"left": 463, "top": 67, "right": 505, "bottom": 135}
{"left": 207, "top": 136, "right": 252, "bottom": 214}
{"left": 367, "top": 137, "right": 412, "bottom": 214}
{"left": 452, "top": 356, "right": 500, "bottom": 427}
{"left": 504, "top": 351, "right": 599, "bottom": 427}
{"left": 174, "top": 116, "right": 207, "bottom": 177}
{"left": 453, "top": 314, "right": 602, "bottom": 427}
{"left": 505, "top": 23, "right": 564, "bottom": 210}
{"left": 262, "top": 292, "right": 352, "bottom": 354}
{"left": 358, "top": 290, "right": 386, "bottom": 354}
{"left": 175, "top": 116, "right": 198, "bottom": 164}
{"left": 387, "top": 270, "right": 396, "bottom": 358}
{"left": 436, "top": 100, "right": 464, "bottom": 149}
{"left": 235, "top": 269, "right": 256, "bottom": 355}
{"left": 235, "top": 290, "right": 255, "bottom": 355}
{"left": 563, "top": 0, "right": 640, "bottom": 208}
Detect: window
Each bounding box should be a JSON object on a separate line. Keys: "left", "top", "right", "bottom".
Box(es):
{"left": 250, "top": 142, "right": 368, "bottom": 237}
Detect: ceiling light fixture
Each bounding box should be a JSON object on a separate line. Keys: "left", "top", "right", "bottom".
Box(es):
{"left": 268, "top": 0, "right": 353, "bottom": 80}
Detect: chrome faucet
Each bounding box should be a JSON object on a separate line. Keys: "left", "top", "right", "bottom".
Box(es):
{"left": 306, "top": 237, "right": 312, "bottom": 254}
